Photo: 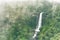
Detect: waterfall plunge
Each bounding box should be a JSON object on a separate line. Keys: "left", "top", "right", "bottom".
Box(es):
{"left": 33, "top": 12, "right": 43, "bottom": 39}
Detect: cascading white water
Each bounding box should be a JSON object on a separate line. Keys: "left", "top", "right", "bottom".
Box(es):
{"left": 33, "top": 12, "right": 43, "bottom": 39}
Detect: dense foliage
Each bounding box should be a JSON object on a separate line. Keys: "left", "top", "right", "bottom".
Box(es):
{"left": 0, "top": 1, "right": 60, "bottom": 40}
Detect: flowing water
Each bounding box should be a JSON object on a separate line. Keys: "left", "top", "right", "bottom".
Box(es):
{"left": 32, "top": 12, "right": 43, "bottom": 39}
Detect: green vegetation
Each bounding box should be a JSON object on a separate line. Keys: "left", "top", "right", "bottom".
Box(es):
{"left": 0, "top": 1, "right": 60, "bottom": 40}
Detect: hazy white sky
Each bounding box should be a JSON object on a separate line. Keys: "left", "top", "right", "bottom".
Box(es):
{"left": 0, "top": 0, "right": 60, "bottom": 3}
{"left": 0, "top": 0, "right": 60, "bottom": 5}
{"left": 47, "top": 0, "right": 60, "bottom": 3}
{"left": 0, "top": 0, "right": 36, "bottom": 5}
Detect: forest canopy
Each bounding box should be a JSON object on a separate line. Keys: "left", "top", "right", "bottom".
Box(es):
{"left": 0, "top": 0, "right": 60, "bottom": 40}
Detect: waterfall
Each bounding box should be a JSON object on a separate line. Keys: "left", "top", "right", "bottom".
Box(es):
{"left": 33, "top": 12, "right": 43, "bottom": 39}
